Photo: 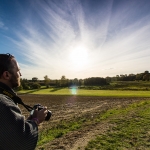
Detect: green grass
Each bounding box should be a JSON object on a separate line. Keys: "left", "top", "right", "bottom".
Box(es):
{"left": 18, "top": 81, "right": 150, "bottom": 97}
{"left": 85, "top": 100, "right": 150, "bottom": 150}
{"left": 37, "top": 100, "right": 150, "bottom": 149}
{"left": 18, "top": 88, "right": 150, "bottom": 97}
{"left": 38, "top": 120, "right": 84, "bottom": 146}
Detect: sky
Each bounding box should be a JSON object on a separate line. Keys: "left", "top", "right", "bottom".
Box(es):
{"left": 0, "top": 0, "right": 150, "bottom": 80}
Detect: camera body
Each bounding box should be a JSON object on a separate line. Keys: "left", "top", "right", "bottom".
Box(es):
{"left": 33, "top": 104, "right": 52, "bottom": 121}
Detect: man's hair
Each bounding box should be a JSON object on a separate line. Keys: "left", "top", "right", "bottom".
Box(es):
{"left": 0, "top": 53, "right": 15, "bottom": 77}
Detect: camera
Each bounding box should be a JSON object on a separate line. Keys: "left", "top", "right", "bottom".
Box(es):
{"left": 32, "top": 104, "right": 52, "bottom": 121}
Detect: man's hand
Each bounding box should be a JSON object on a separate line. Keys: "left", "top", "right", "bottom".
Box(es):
{"left": 29, "top": 107, "right": 48, "bottom": 124}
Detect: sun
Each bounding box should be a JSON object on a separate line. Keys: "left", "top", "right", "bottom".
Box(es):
{"left": 69, "top": 45, "right": 89, "bottom": 70}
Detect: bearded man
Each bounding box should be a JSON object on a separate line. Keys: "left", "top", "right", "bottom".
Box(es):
{"left": 0, "top": 53, "right": 48, "bottom": 150}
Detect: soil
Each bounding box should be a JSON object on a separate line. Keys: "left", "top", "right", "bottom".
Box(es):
{"left": 18, "top": 94, "right": 149, "bottom": 150}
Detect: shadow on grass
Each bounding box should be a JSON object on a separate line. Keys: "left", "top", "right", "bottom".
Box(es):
{"left": 49, "top": 87, "right": 63, "bottom": 92}
{"left": 18, "top": 89, "right": 42, "bottom": 95}
{"left": 18, "top": 87, "right": 67, "bottom": 95}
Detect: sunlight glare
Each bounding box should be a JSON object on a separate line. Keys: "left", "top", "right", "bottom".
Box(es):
{"left": 69, "top": 86, "right": 78, "bottom": 95}
{"left": 69, "top": 44, "right": 89, "bottom": 70}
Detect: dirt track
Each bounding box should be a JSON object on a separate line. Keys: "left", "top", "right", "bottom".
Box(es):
{"left": 19, "top": 95, "right": 149, "bottom": 150}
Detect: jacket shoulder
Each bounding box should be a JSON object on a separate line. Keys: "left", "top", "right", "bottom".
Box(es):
{"left": 0, "top": 94, "right": 15, "bottom": 105}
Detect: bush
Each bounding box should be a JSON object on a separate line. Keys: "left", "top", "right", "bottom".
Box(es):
{"left": 15, "top": 85, "right": 23, "bottom": 91}
{"left": 23, "top": 84, "right": 30, "bottom": 90}
{"left": 30, "top": 82, "right": 41, "bottom": 89}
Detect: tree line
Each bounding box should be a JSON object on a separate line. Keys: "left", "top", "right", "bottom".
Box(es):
{"left": 17, "top": 71, "right": 150, "bottom": 90}
{"left": 108, "top": 70, "right": 150, "bottom": 82}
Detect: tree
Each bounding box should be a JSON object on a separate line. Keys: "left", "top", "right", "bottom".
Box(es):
{"left": 144, "top": 70, "right": 149, "bottom": 74}
{"left": 21, "top": 78, "right": 30, "bottom": 90}
{"left": 73, "top": 78, "right": 79, "bottom": 86}
{"left": 136, "top": 74, "right": 143, "bottom": 81}
{"left": 31, "top": 82, "right": 41, "bottom": 89}
{"left": 60, "top": 75, "right": 68, "bottom": 87}
{"left": 55, "top": 79, "right": 60, "bottom": 87}
{"left": 143, "top": 74, "right": 150, "bottom": 81}
{"left": 78, "top": 79, "right": 84, "bottom": 86}
{"left": 84, "top": 77, "right": 107, "bottom": 86}
{"left": 116, "top": 75, "right": 120, "bottom": 81}
{"left": 61, "top": 75, "right": 66, "bottom": 80}
{"left": 106, "top": 76, "right": 111, "bottom": 83}
{"left": 15, "top": 85, "right": 23, "bottom": 91}
{"left": 44, "top": 75, "right": 50, "bottom": 88}
{"left": 32, "top": 77, "right": 38, "bottom": 82}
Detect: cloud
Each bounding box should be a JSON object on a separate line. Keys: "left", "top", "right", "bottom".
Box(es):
{"left": 10, "top": 0, "right": 150, "bottom": 79}
{"left": 0, "top": 21, "right": 4, "bottom": 28}
{"left": 0, "top": 21, "right": 8, "bottom": 30}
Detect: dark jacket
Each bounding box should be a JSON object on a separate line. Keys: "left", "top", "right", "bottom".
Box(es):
{"left": 0, "top": 82, "right": 38, "bottom": 150}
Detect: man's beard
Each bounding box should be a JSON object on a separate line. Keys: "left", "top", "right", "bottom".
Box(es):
{"left": 9, "top": 73, "right": 20, "bottom": 88}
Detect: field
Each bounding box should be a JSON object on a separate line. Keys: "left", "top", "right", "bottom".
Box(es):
{"left": 19, "top": 94, "right": 150, "bottom": 150}
{"left": 18, "top": 88, "right": 150, "bottom": 97}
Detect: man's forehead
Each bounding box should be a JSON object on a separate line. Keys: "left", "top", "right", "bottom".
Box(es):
{"left": 11, "top": 58, "right": 20, "bottom": 68}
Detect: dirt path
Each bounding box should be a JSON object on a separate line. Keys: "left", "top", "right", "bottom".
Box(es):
{"left": 70, "top": 121, "right": 114, "bottom": 150}
{"left": 40, "top": 121, "right": 114, "bottom": 150}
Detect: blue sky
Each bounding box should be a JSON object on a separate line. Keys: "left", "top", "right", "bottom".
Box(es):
{"left": 0, "top": 0, "right": 150, "bottom": 80}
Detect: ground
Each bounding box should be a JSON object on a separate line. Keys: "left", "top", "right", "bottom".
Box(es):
{"left": 19, "top": 95, "right": 149, "bottom": 150}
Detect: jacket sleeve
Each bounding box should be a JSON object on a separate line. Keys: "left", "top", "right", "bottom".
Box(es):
{"left": 0, "top": 95, "right": 38, "bottom": 150}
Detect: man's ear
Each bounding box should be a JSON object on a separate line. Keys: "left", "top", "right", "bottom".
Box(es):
{"left": 2, "top": 71, "right": 11, "bottom": 79}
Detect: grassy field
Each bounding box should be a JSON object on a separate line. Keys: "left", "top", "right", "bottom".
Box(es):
{"left": 85, "top": 100, "right": 150, "bottom": 150}
{"left": 31, "top": 97, "right": 150, "bottom": 150}
{"left": 19, "top": 94, "right": 150, "bottom": 149}
{"left": 18, "top": 87, "right": 150, "bottom": 97}
{"left": 18, "top": 81, "right": 150, "bottom": 149}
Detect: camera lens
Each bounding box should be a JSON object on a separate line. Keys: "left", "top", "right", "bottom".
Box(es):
{"left": 45, "top": 110, "right": 52, "bottom": 121}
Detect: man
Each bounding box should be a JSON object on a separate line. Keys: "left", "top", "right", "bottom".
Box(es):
{"left": 0, "top": 53, "right": 48, "bottom": 150}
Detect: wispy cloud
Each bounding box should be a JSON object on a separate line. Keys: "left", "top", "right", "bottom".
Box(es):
{"left": 9, "top": 0, "right": 150, "bottom": 79}
{"left": 0, "top": 20, "right": 8, "bottom": 30}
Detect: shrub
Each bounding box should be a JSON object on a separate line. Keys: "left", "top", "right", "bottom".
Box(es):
{"left": 30, "top": 82, "right": 41, "bottom": 89}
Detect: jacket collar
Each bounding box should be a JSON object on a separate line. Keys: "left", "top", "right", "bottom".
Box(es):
{"left": 0, "top": 82, "right": 16, "bottom": 95}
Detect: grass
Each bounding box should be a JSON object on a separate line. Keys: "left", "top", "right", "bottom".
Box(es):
{"left": 37, "top": 99, "right": 150, "bottom": 150}
{"left": 38, "top": 120, "right": 83, "bottom": 146}
{"left": 18, "top": 88, "right": 150, "bottom": 97}
{"left": 18, "top": 81, "right": 150, "bottom": 97}
{"left": 85, "top": 100, "right": 150, "bottom": 150}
